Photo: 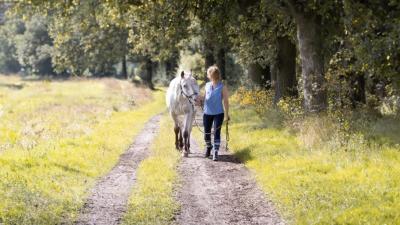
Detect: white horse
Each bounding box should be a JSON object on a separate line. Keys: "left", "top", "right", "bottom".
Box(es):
{"left": 166, "top": 71, "right": 200, "bottom": 157}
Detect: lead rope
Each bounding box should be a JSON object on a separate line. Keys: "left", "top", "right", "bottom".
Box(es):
{"left": 225, "top": 120, "right": 229, "bottom": 151}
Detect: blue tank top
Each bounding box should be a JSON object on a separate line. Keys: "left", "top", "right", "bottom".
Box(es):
{"left": 204, "top": 81, "right": 224, "bottom": 115}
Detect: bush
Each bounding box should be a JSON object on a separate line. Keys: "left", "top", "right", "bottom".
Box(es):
{"left": 232, "top": 87, "right": 399, "bottom": 153}
{"left": 14, "top": 15, "right": 54, "bottom": 75}
{"left": 0, "top": 16, "right": 24, "bottom": 73}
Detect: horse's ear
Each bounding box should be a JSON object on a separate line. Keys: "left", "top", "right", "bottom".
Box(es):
{"left": 180, "top": 71, "right": 185, "bottom": 78}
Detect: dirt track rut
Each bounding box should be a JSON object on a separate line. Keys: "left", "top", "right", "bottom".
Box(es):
{"left": 75, "top": 114, "right": 161, "bottom": 225}
{"left": 174, "top": 111, "right": 284, "bottom": 225}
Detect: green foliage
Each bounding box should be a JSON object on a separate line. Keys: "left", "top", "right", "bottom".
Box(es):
{"left": 326, "top": 47, "right": 365, "bottom": 109}
{"left": 0, "top": 16, "right": 24, "bottom": 73}
{"left": 47, "top": 1, "right": 128, "bottom": 76}
{"left": 343, "top": 0, "right": 400, "bottom": 80}
{"left": 6, "top": 0, "right": 399, "bottom": 107}
{"left": 178, "top": 49, "right": 204, "bottom": 79}
{"left": 228, "top": 0, "right": 295, "bottom": 67}
{"left": 9, "top": 1, "right": 130, "bottom": 76}
{"left": 14, "top": 15, "right": 54, "bottom": 75}
{"left": 197, "top": 0, "right": 235, "bottom": 50}
{"left": 10, "top": 0, "right": 185, "bottom": 78}
{"left": 126, "top": 0, "right": 191, "bottom": 61}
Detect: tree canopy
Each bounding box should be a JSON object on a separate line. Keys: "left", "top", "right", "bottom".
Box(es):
{"left": 0, "top": 0, "right": 399, "bottom": 113}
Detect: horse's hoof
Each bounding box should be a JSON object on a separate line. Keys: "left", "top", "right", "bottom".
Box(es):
{"left": 182, "top": 151, "right": 189, "bottom": 157}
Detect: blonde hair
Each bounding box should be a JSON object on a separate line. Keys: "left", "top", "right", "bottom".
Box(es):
{"left": 207, "top": 65, "right": 221, "bottom": 81}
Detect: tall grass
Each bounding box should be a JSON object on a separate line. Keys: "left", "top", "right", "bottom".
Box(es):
{"left": 0, "top": 76, "right": 165, "bottom": 224}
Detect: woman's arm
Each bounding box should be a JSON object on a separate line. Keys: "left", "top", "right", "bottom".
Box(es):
{"left": 222, "top": 85, "right": 230, "bottom": 121}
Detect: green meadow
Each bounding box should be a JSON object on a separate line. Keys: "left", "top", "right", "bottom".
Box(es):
{"left": 0, "top": 75, "right": 165, "bottom": 224}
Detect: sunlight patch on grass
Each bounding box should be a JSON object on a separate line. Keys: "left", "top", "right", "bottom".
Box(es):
{"left": 0, "top": 76, "right": 152, "bottom": 152}
{"left": 122, "top": 114, "right": 180, "bottom": 225}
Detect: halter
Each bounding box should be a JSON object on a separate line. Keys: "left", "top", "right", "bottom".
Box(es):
{"left": 179, "top": 78, "right": 198, "bottom": 104}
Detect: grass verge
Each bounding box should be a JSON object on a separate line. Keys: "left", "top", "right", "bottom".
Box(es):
{"left": 227, "top": 104, "right": 400, "bottom": 224}
{"left": 122, "top": 114, "right": 180, "bottom": 225}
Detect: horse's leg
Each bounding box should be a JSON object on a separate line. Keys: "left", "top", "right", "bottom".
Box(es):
{"left": 188, "top": 133, "right": 191, "bottom": 152}
{"left": 182, "top": 128, "right": 189, "bottom": 157}
{"left": 171, "top": 113, "right": 180, "bottom": 150}
{"left": 189, "top": 109, "right": 196, "bottom": 152}
{"left": 174, "top": 125, "right": 180, "bottom": 150}
{"left": 182, "top": 111, "right": 193, "bottom": 156}
{"left": 179, "top": 128, "right": 184, "bottom": 150}
{"left": 188, "top": 109, "right": 196, "bottom": 154}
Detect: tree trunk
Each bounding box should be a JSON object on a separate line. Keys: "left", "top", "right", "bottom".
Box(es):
{"left": 204, "top": 41, "right": 215, "bottom": 81}
{"left": 166, "top": 53, "right": 178, "bottom": 79}
{"left": 263, "top": 66, "right": 271, "bottom": 87}
{"left": 294, "top": 11, "right": 327, "bottom": 112}
{"left": 271, "top": 63, "right": 277, "bottom": 90}
{"left": 121, "top": 55, "right": 128, "bottom": 79}
{"left": 248, "top": 62, "right": 271, "bottom": 89}
{"left": 165, "top": 60, "right": 173, "bottom": 79}
{"left": 217, "top": 47, "right": 226, "bottom": 80}
{"left": 274, "top": 36, "right": 297, "bottom": 103}
{"left": 350, "top": 72, "right": 366, "bottom": 108}
{"left": 144, "top": 57, "right": 154, "bottom": 89}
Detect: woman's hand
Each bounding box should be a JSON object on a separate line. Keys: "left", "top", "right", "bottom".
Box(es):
{"left": 225, "top": 115, "right": 230, "bottom": 122}
{"left": 195, "top": 95, "right": 203, "bottom": 106}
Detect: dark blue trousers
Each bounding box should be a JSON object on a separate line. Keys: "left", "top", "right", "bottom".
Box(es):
{"left": 203, "top": 113, "right": 224, "bottom": 152}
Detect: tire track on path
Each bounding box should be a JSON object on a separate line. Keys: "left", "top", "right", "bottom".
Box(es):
{"left": 175, "top": 109, "right": 284, "bottom": 225}
{"left": 75, "top": 114, "right": 161, "bottom": 225}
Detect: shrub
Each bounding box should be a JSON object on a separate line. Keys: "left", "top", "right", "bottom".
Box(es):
{"left": 231, "top": 86, "right": 399, "bottom": 153}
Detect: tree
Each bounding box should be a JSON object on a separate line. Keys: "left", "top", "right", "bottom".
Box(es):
{"left": 248, "top": 62, "right": 271, "bottom": 88}
{"left": 326, "top": 46, "right": 367, "bottom": 109}
{"left": 49, "top": 1, "right": 129, "bottom": 76}
{"left": 203, "top": 40, "right": 215, "bottom": 80}
{"left": 229, "top": 0, "right": 297, "bottom": 102}
{"left": 343, "top": 0, "right": 400, "bottom": 92}
{"left": 274, "top": 36, "right": 297, "bottom": 102}
{"left": 14, "top": 15, "right": 54, "bottom": 75}
{"left": 281, "top": 0, "right": 344, "bottom": 112}
{"left": 0, "top": 14, "right": 24, "bottom": 73}
{"left": 12, "top": 0, "right": 131, "bottom": 77}
{"left": 229, "top": 0, "right": 274, "bottom": 88}
{"left": 195, "top": 0, "right": 235, "bottom": 81}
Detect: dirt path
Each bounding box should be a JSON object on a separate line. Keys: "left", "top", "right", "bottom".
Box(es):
{"left": 75, "top": 114, "right": 161, "bottom": 225}
{"left": 174, "top": 111, "right": 284, "bottom": 224}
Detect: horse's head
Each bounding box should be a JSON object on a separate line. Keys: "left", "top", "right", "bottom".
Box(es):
{"left": 179, "top": 70, "right": 199, "bottom": 100}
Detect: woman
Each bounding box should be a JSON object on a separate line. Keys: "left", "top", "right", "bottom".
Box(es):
{"left": 196, "top": 65, "right": 230, "bottom": 161}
